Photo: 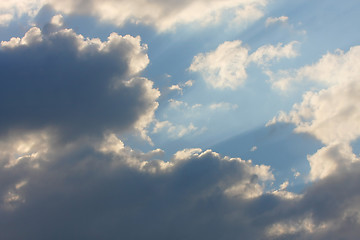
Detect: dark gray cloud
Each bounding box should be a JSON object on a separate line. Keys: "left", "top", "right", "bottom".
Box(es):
{"left": 0, "top": 24, "right": 158, "bottom": 141}
{"left": 1, "top": 131, "right": 359, "bottom": 240}
{"left": 0, "top": 135, "right": 274, "bottom": 240}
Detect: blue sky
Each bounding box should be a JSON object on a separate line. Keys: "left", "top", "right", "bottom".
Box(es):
{"left": 1, "top": 0, "right": 360, "bottom": 239}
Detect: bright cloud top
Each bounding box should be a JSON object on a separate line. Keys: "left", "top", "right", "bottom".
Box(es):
{"left": 268, "top": 45, "right": 360, "bottom": 180}
{"left": 270, "top": 46, "right": 360, "bottom": 90}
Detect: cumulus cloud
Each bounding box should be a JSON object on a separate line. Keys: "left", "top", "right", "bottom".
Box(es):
{"left": 1, "top": 130, "right": 360, "bottom": 239}
{"left": 0, "top": 131, "right": 279, "bottom": 239}
{"left": 269, "top": 44, "right": 360, "bottom": 180}
{"left": 189, "top": 40, "right": 299, "bottom": 89}
{"left": 260, "top": 44, "right": 360, "bottom": 238}
{"left": 0, "top": 0, "right": 267, "bottom": 30}
{"left": 270, "top": 46, "right": 360, "bottom": 90}
{"left": 0, "top": 24, "right": 159, "bottom": 142}
{"left": 269, "top": 47, "right": 360, "bottom": 146}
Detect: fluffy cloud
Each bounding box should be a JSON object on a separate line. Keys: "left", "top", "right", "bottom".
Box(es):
{"left": 269, "top": 46, "right": 360, "bottom": 145}
{"left": 260, "top": 45, "right": 360, "bottom": 238}
{"left": 269, "top": 45, "right": 360, "bottom": 180}
{"left": 270, "top": 46, "right": 360, "bottom": 90}
{"left": 0, "top": 0, "right": 46, "bottom": 26}
{"left": 0, "top": 22, "right": 159, "bottom": 142}
{"left": 189, "top": 40, "right": 299, "bottom": 89}
{"left": 0, "top": 0, "right": 267, "bottom": 30}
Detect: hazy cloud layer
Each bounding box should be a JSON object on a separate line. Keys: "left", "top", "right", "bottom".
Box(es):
{"left": 0, "top": 0, "right": 267, "bottom": 31}
{"left": 0, "top": 23, "right": 159, "bottom": 141}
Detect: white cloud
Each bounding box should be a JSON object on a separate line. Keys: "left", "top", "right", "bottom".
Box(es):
{"left": 189, "top": 40, "right": 299, "bottom": 89}
{"left": 0, "top": 13, "right": 13, "bottom": 26}
{"left": 189, "top": 40, "right": 249, "bottom": 89}
{"left": 209, "top": 102, "right": 238, "bottom": 110}
{"left": 232, "top": 3, "right": 264, "bottom": 25}
{"left": 168, "top": 99, "right": 188, "bottom": 109}
{"left": 266, "top": 214, "right": 328, "bottom": 238}
{"left": 269, "top": 45, "right": 360, "bottom": 181}
{"left": 0, "top": 0, "right": 267, "bottom": 30}
{"left": 271, "top": 71, "right": 360, "bottom": 145}
{"left": 0, "top": 0, "right": 46, "bottom": 26}
{"left": 168, "top": 80, "right": 194, "bottom": 94}
{"left": 49, "top": 0, "right": 268, "bottom": 31}
{"left": 152, "top": 120, "right": 199, "bottom": 138}
{"left": 270, "top": 46, "right": 360, "bottom": 91}
{"left": 249, "top": 41, "right": 299, "bottom": 66}
{"left": 265, "top": 16, "right": 288, "bottom": 27}
{"left": 308, "top": 143, "right": 359, "bottom": 180}
{"left": 184, "top": 80, "right": 194, "bottom": 87}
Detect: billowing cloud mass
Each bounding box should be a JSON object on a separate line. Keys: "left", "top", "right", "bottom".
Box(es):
{"left": 0, "top": 0, "right": 267, "bottom": 31}
{"left": 0, "top": 21, "right": 159, "bottom": 141}
{"left": 189, "top": 40, "right": 299, "bottom": 89}
{"left": 268, "top": 45, "right": 360, "bottom": 180}
{"left": 0, "top": 130, "right": 277, "bottom": 239}
{"left": 2, "top": 1, "right": 360, "bottom": 240}
{"left": 1, "top": 130, "right": 360, "bottom": 239}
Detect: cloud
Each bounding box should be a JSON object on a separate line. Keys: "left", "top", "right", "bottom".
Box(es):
{"left": 209, "top": 102, "right": 238, "bottom": 110}
{"left": 0, "top": 0, "right": 267, "bottom": 31}
{"left": 189, "top": 40, "right": 299, "bottom": 89}
{"left": 0, "top": 24, "right": 159, "bottom": 142}
{"left": 2, "top": 130, "right": 360, "bottom": 239}
{"left": 264, "top": 162, "right": 360, "bottom": 239}
{"left": 168, "top": 80, "right": 194, "bottom": 95}
{"left": 269, "top": 49, "right": 360, "bottom": 146}
{"left": 232, "top": 3, "right": 264, "bottom": 25}
{"left": 265, "top": 16, "right": 288, "bottom": 27}
{"left": 268, "top": 45, "right": 360, "bottom": 180}
{"left": 0, "top": 0, "right": 46, "bottom": 26}
{"left": 0, "top": 132, "right": 279, "bottom": 239}
{"left": 249, "top": 41, "right": 299, "bottom": 66}
{"left": 152, "top": 120, "right": 199, "bottom": 138}
{"left": 270, "top": 46, "right": 360, "bottom": 90}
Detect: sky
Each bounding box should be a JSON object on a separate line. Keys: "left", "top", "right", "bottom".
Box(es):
{"left": 1, "top": 0, "right": 360, "bottom": 239}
